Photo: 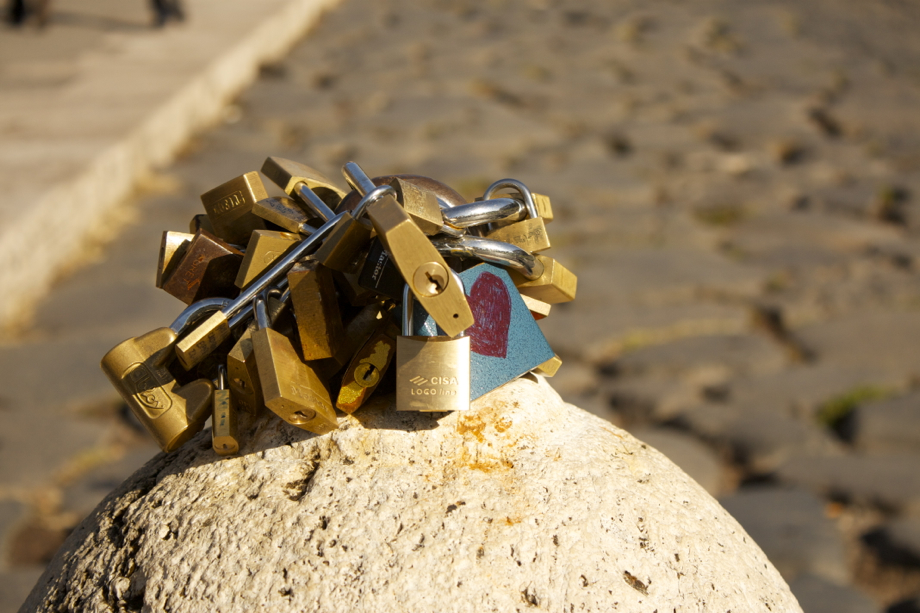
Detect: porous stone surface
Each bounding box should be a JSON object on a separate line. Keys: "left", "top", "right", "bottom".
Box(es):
{"left": 21, "top": 378, "right": 800, "bottom": 613}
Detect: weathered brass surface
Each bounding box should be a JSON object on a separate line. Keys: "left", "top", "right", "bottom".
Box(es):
{"left": 200, "top": 172, "right": 268, "bottom": 244}
{"left": 156, "top": 231, "right": 193, "bottom": 288}
{"left": 520, "top": 294, "right": 552, "bottom": 320}
{"left": 533, "top": 354, "right": 562, "bottom": 377}
{"left": 508, "top": 255, "right": 577, "bottom": 304}
{"left": 189, "top": 213, "right": 216, "bottom": 235}
{"left": 312, "top": 302, "right": 389, "bottom": 380}
{"left": 253, "top": 326, "right": 338, "bottom": 434}
{"left": 313, "top": 213, "right": 373, "bottom": 273}
{"left": 365, "top": 195, "right": 474, "bottom": 338}
{"left": 388, "top": 177, "right": 443, "bottom": 235}
{"left": 235, "top": 230, "right": 301, "bottom": 289}
{"left": 101, "top": 327, "right": 214, "bottom": 452}
{"left": 288, "top": 261, "right": 344, "bottom": 361}
{"left": 336, "top": 322, "right": 398, "bottom": 413}
{"left": 227, "top": 328, "right": 263, "bottom": 415}
{"left": 175, "top": 311, "right": 230, "bottom": 370}
{"left": 161, "top": 229, "right": 244, "bottom": 305}
{"left": 532, "top": 192, "right": 554, "bottom": 223}
{"left": 396, "top": 336, "right": 470, "bottom": 412}
{"left": 212, "top": 367, "right": 239, "bottom": 456}
{"left": 261, "top": 157, "right": 346, "bottom": 209}
{"left": 252, "top": 196, "right": 313, "bottom": 234}
{"left": 484, "top": 216, "right": 551, "bottom": 253}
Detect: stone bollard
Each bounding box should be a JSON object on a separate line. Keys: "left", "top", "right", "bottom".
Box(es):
{"left": 21, "top": 377, "right": 801, "bottom": 612}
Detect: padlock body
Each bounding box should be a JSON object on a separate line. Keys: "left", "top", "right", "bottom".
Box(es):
{"left": 314, "top": 213, "right": 372, "bottom": 273}
{"left": 252, "top": 328, "right": 338, "bottom": 434}
{"left": 212, "top": 389, "right": 239, "bottom": 456}
{"left": 396, "top": 336, "right": 470, "bottom": 412}
{"left": 101, "top": 327, "right": 214, "bottom": 452}
{"left": 337, "top": 325, "right": 398, "bottom": 413}
{"left": 484, "top": 216, "right": 551, "bottom": 253}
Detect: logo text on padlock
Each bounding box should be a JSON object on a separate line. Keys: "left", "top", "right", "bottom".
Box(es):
{"left": 396, "top": 279, "right": 470, "bottom": 412}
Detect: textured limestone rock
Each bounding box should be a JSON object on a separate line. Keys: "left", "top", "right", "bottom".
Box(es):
{"left": 22, "top": 377, "right": 800, "bottom": 612}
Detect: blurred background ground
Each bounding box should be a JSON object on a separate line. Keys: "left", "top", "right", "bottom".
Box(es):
{"left": 3, "top": 0, "right": 920, "bottom": 611}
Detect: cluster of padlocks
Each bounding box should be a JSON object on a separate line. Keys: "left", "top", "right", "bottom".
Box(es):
{"left": 100, "top": 159, "right": 576, "bottom": 456}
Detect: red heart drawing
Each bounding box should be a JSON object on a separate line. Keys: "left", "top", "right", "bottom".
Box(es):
{"left": 466, "top": 272, "right": 511, "bottom": 358}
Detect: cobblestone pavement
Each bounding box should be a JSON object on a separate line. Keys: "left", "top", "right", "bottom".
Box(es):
{"left": 4, "top": 0, "right": 920, "bottom": 611}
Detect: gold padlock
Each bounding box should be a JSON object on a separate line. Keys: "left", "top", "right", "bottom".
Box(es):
{"left": 156, "top": 231, "right": 193, "bottom": 288}
{"left": 508, "top": 254, "right": 577, "bottom": 304}
{"left": 311, "top": 301, "right": 392, "bottom": 381}
{"left": 261, "top": 156, "right": 346, "bottom": 213}
{"left": 288, "top": 260, "right": 344, "bottom": 361}
{"left": 533, "top": 354, "right": 562, "bottom": 377}
{"left": 200, "top": 172, "right": 268, "bottom": 245}
{"left": 161, "top": 229, "right": 244, "bottom": 305}
{"left": 396, "top": 282, "right": 470, "bottom": 412}
{"left": 235, "top": 230, "right": 301, "bottom": 289}
{"left": 252, "top": 196, "right": 318, "bottom": 234}
{"left": 337, "top": 321, "right": 399, "bottom": 413}
{"left": 101, "top": 300, "right": 223, "bottom": 451}
{"left": 212, "top": 365, "right": 239, "bottom": 456}
{"left": 226, "top": 287, "right": 291, "bottom": 415}
{"left": 251, "top": 294, "right": 338, "bottom": 434}
{"left": 481, "top": 179, "right": 551, "bottom": 253}
{"left": 387, "top": 177, "right": 443, "bottom": 235}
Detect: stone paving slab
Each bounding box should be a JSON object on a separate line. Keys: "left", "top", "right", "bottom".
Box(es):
{"left": 0, "top": 0, "right": 341, "bottom": 331}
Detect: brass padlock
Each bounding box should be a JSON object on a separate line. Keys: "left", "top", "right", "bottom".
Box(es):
{"left": 251, "top": 294, "right": 338, "bottom": 434}
{"left": 533, "top": 354, "right": 562, "bottom": 377}
{"left": 311, "top": 301, "right": 391, "bottom": 380}
{"left": 235, "top": 229, "right": 301, "bottom": 289}
{"left": 156, "top": 231, "right": 193, "bottom": 288}
{"left": 337, "top": 320, "right": 399, "bottom": 413}
{"left": 261, "top": 156, "right": 346, "bottom": 214}
{"left": 396, "top": 281, "right": 470, "bottom": 412}
{"left": 227, "top": 286, "right": 291, "bottom": 415}
{"left": 288, "top": 259, "right": 344, "bottom": 360}
{"left": 101, "top": 300, "right": 224, "bottom": 452}
{"left": 212, "top": 365, "right": 239, "bottom": 456}
{"left": 507, "top": 254, "right": 577, "bottom": 304}
{"left": 161, "top": 229, "right": 244, "bottom": 305}
{"left": 388, "top": 177, "right": 443, "bottom": 235}
{"left": 481, "top": 179, "right": 551, "bottom": 253}
{"left": 251, "top": 196, "right": 321, "bottom": 235}
{"left": 189, "top": 213, "right": 216, "bottom": 235}
{"left": 310, "top": 176, "right": 377, "bottom": 274}
{"left": 200, "top": 172, "right": 268, "bottom": 245}
{"left": 344, "top": 162, "right": 474, "bottom": 338}
{"left": 175, "top": 212, "right": 344, "bottom": 370}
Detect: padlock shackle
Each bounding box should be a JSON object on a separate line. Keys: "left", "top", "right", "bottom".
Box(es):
{"left": 217, "top": 364, "right": 227, "bottom": 390}
{"left": 296, "top": 183, "right": 336, "bottom": 223}
{"left": 441, "top": 198, "right": 524, "bottom": 228}
{"left": 430, "top": 236, "right": 544, "bottom": 280}
{"left": 343, "top": 161, "right": 377, "bottom": 196}
{"left": 482, "top": 178, "right": 539, "bottom": 219}
{"left": 170, "top": 297, "right": 232, "bottom": 335}
{"left": 254, "top": 294, "right": 271, "bottom": 331}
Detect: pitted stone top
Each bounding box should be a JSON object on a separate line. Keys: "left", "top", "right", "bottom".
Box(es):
{"left": 22, "top": 377, "right": 800, "bottom": 613}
